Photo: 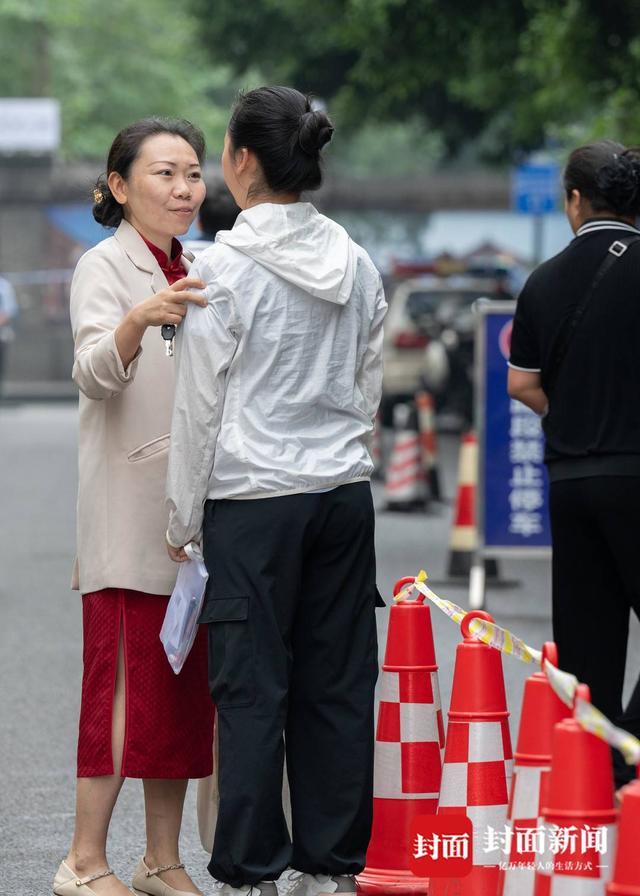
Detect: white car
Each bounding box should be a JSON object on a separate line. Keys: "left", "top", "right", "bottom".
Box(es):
{"left": 382, "top": 275, "right": 505, "bottom": 412}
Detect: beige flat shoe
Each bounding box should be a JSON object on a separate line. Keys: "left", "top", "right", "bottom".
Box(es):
{"left": 53, "top": 860, "right": 120, "bottom": 895}
{"left": 131, "top": 858, "right": 201, "bottom": 896}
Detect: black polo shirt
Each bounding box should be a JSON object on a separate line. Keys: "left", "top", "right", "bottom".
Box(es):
{"left": 509, "top": 218, "right": 640, "bottom": 480}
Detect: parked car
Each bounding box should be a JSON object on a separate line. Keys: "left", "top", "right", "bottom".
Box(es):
{"left": 382, "top": 275, "right": 508, "bottom": 423}
{"left": 464, "top": 251, "right": 528, "bottom": 297}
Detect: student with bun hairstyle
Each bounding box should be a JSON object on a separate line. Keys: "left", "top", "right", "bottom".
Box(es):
{"left": 166, "top": 87, "right": 387, "bottom": 896}
{"left": 508, "top": 140, "right": 640, "bottom": 793}
{"left": 55, "top": 118, "right": 214, "bottom": 896}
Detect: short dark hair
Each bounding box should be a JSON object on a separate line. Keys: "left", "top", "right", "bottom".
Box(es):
{"left": 198, "top": 194, "right": 239, "bottom": 241}
{"left": 564, "top": 140, "right": 640, "bottom": 217}
{"left": 92, "top": 117, "right": 206, "bottom": 228}
{"left": 227, "top": 86, "right": 334, "bottom": 196}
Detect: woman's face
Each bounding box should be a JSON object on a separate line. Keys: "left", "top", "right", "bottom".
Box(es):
{"left": 109, "top": 133, "right": 206, "bottom": 247}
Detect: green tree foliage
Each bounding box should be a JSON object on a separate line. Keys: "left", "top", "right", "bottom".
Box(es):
{"left": 0, "top": 0, "right": 237, "bottom": 158}
{"left": 3, "top": 1, "right": 640, "bottom": 165}
{"left": 190, "top": 0, "right": 640, "bottom": 161}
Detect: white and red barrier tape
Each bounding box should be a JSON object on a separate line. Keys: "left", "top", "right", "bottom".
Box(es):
{"left": 395, "top": 571, "right": 640, "bottom": 766}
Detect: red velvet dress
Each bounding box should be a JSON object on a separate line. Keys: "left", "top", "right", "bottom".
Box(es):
{"left": 76, "top": 236, "right": 214, "bottom": 778}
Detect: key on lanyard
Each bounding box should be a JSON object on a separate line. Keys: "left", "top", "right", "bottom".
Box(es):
{"left": 161, "top": 324, "right": 175, "bottom": 357}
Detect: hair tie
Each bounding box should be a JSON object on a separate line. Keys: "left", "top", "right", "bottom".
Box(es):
{"left": 93, "top": 188, "right": 104, "bottom": 204}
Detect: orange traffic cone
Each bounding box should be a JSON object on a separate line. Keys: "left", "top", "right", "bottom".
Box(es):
{"left": 415, "top": 390, "right": 443, "bottom": 502}
{"left": 430, "top": 610, "right": 513, "bottom": 896}
{"left": 446, "top": 432, "right": 477, "bottom": 577}
{"left": 534, "top": 684, "right": 618, "bottom": 895}
{"left": 384, "top": 403, "right": 427, "bottom": 511}
{"left": 435, "top": 431, "right": 503, "bottom": 587}
{"left": 533, "top": 770, "right": 553, "bottom": 896}
{"left": 498, "top": 642, "right": 571, "bottom": 896}
{"left": 358, "top": 577, "right": 445, "bottom": 895}
{"left": 607, "top": 766, "right": 640, "bottom": 894}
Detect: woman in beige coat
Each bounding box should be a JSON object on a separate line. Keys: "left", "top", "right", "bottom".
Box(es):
{"left": 54, "top": 118, "right": 214, "bottom": 896}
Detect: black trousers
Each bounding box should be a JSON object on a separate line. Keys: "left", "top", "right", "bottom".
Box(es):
{"left": 550, "top": 476, "right": 640, "bottom": 787}
{"left": 200, "top": 482, "right": 380, "bottom": 886}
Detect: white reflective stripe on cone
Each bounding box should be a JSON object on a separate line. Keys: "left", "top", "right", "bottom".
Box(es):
{"left": 506, "top": 758, "right": 515, "bottom": 791}
{"left": 511, "top": 765, "right": 547, "bottom": 820}
{"left": 458, "top": 436, "right": 478, "bottom": 484}
{"left": 469, "top": 720, "right": 506, "bottom": 762}
{"left": 433, "top": 672, "right": 443, "bottom": 713}
{"left": 385, "top": 428, "right": 425, "bottom": 501}
{"left": 388, "top": 433, "right": 420, "bottom": 459}
{"left": 380, "top": 671, "right": 400, "bottom": 703}
{"left": 467, "top": 803, "right": 510, "bottom": 867}
{"left": 399, "top": 702, "right": 440, "bottom": 743}
{"left": 438, "top": 762, "right": 468, "bottom": 806}
{"left": 450, "top": 522, "right": 477, "bottom": 551}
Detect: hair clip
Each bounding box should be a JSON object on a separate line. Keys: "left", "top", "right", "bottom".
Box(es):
{"left": 93, "top": 188, "right": 104, "bottom": 204}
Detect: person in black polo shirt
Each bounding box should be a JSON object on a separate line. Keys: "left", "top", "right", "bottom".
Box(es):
{"left": 508, "top": 140, "right": 640, "bottom": 790}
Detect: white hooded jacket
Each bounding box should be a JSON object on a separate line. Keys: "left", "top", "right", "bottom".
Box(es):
{"left": 166, "top": 202, "right": 387, "bottom": 547}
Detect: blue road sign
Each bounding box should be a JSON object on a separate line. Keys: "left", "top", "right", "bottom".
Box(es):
{"left": 512, "top": 163, "right": 560, "bottom": 215}
{"left": 476, "top": 303, "right": 551, "bottom": 553}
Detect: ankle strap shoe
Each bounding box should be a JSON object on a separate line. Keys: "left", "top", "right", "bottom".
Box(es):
{"left": 53, "top": 861, "right": 119, "bottom": 895}
{"left": 132, "top": 858, "right": 197, "bottom": 896}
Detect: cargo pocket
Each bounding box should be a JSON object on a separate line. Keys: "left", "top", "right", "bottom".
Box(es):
{"left": 199, "top": 597, "right": 255, "bottom": 709}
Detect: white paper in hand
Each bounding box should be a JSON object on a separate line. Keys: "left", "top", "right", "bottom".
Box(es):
{"left": 160, "top": 542, "right": 209, "bottom": 674}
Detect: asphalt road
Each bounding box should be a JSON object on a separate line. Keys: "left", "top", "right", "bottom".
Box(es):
{"left": 1, "top": 403, "right": 638, "bottom": 895}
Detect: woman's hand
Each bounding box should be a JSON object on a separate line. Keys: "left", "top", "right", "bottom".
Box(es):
{"left": 131, "top": 277, "right": 207, "bottom": 329}
{"left": 115, "top": 278, "right": 207, "bottom": 368}
{"left": 166, "top": 539, "right": 189, "bottom": 563}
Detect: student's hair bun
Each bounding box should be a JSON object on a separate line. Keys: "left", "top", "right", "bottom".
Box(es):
{"left": 595, "top": 151, "right": 640, "bottom": 217}
{"left": 228, "top": 86, "right": 335, "bottom": 195}
{"left": 297, "top": 110, "right": 334, "bottom": 156}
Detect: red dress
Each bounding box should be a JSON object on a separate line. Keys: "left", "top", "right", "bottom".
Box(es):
{"left": 76, "top": 236, "right": 214, "bottom": 778}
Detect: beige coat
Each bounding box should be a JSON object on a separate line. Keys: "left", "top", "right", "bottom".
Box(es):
{"left": 70, "top": 219, "right": 191, "bottom": 595}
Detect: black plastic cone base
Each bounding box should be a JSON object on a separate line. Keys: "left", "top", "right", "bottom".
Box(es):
{"left": 447, "top": 549, "right": 472, "bottom": 578}
{"left": 383, "top": 497, "right": 429, "bottom": 513}
{"left": 429, "top": 466, "right": 445, "bottom": 502}
{"left": 430, "top": 555, "right": 519, "bottom": 588}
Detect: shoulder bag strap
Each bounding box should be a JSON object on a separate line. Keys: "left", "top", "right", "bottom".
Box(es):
{"left": 544, "top": 234, "right": 640, "bottom": 395}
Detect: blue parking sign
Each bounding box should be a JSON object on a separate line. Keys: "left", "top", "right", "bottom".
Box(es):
{"left": 512, "top": 163, "right": 560, "bottom": 215}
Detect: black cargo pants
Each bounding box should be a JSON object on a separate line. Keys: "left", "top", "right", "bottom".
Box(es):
{"left": 200, "top": 481, "right": 381, "bottom": 886}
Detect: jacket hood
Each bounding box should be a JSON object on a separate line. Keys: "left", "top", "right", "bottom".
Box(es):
{"left": 216, "top": 202, "right": 356, "bottom": 305}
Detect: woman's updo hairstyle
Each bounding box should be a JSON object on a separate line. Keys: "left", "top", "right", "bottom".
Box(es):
{"left": 564, "top": 140, "right": 640, "bottom": 218}
{"left": 227, "top": 86, "right": 334, "bottom": 195}
{"left": 92, "top": 117, "right": 206, "bottom": 227}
